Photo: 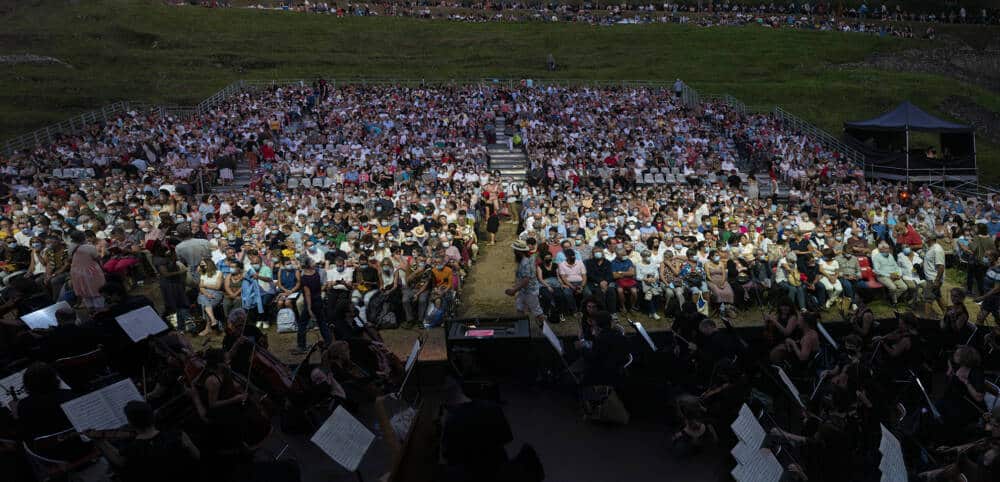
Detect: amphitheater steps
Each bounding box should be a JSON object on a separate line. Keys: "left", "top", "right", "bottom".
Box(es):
{"left": 488, "top": 116, "right": 527, "bottom": 181}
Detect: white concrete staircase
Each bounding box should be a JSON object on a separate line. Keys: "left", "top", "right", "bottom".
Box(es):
{"left": 488, "top": 116, "right": 527, "bottom": 181}
{"left": 211, "top": 165, "right": 253, "bottom": 193}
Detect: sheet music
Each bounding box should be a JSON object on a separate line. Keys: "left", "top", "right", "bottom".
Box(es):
{"left": 0, "top": 369, "right": 70, "bottom": 408}
{"left": 731, "top": 440, "right": 757, "bottom": 465}
{"left": 311, "top": 406, "right": 375, "bottom": 472}
{"left": 542, "top": 321, "right": 564, "bottom": 356}
{"left": 404, "top": 339, "right": 422, "bottom": 375}
{"left": 731, "top": 404, "right": 766, "bottom": 450}
{"left": 633, "top": 322, "right": 657, "bottom": 352}
{"left": 60, "top": 379, "right": 143, "bottom": 432}
{"left": 878, "top": 424, "right": 906, "bottom": 482}
{"left": 115, "top": 305, "right": 169, "bottom": 342}
{"left": 731, "top": 448, "right": 784, "bottom": 482}
{"left": 775, "top": 366, "right": 805, "bottom": 408}
{"left": 816, "top": 322, "right": 838, "bottom": 350}
{"left": 20, "top": 301, "right": 72, "bottom": 330}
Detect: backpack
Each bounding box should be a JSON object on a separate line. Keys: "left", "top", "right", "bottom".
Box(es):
{"left": 276, "top": 308, "right": 297, "bottom": 333}
{"left": 364, "top": 290, "right": 398, "bottom": 329}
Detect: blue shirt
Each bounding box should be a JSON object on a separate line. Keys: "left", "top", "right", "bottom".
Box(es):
{"left": 610, "top": 258, "right": 634, "bottom": 276}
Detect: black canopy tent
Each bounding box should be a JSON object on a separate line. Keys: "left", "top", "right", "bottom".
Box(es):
{"left": 844, "top": 101, "right": 977, "bottom": 186}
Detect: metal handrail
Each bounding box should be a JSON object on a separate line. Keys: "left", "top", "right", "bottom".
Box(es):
{"left": 771, "top": 106, "right": 865, "bottom": 166}
{"left": 1, "top": 101, "right": 136, "bottom": 156}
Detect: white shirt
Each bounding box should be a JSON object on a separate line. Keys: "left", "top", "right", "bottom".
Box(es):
{"left": 922, "top": 243, "right": 945, "bottom": 282}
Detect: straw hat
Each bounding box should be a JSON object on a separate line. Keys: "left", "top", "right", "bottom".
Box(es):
{"left": 411, "top": 226, "right": 426, "bottom": 237}
{"left": 511, "top": 240, "right": 530, "bottom": 252}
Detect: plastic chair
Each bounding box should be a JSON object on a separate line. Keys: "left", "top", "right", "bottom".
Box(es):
{"left": 23, "top": 430, "right": 100, "bottom": 482}
{"left": 312, "top": 177, "right": 324, "bottom": 188}
{"left": 287, "top": 178, "right": 299, "bottom": 189}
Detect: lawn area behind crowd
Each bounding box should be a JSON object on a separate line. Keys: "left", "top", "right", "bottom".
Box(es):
{"left": 1, "top": 0, "right": 998, "bottom": 178}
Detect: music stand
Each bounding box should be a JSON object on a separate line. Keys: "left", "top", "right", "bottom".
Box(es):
{"left": 541, "top": 321, "right": 580, "bottom": 385}
{"left": 627, "top": 318, "right": 658, "bottom": 352}
{"left": 395, "top": 336, "right": 425, "bottom": 404}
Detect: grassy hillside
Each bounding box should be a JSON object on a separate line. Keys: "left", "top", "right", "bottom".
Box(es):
{"left": 1, "top": 0, "right": 997, "bottom": 179}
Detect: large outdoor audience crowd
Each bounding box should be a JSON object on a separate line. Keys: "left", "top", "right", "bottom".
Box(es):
{"left": 2, "top": 80, "right": 1000, "bottom": 481}
{"left": 209, "top": 0, "right": 1000, "bottom": 37}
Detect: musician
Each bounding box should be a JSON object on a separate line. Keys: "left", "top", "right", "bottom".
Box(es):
{"left": 922, "top": 405, "right": 1000, "bottom": 482}
{"left": 221, "top": 308, "right": 267, "bottom": 375}
{"left": 187, "top": 348, "right": 247, "bottom": 454}
{"left": 572, "top": 310, "right": 628, "bottom": 386}
{"left": 849, "top": 298, "right": 876, "bottom": 339}
{"left": 672, "top": 396, "right": 718, "bottom": 457}
{"left": 764, "top": 299, "right": 802, "bottom": 348}
{"left": 89, "top": 400, "right": 200, "bottom": 482}
{"left": 937, "top": 346, "right": 986, "bottom": 441}
{"left": 771, "top": 312, "right": 820, "bottom": 365}
{"left": 694, "top": 319, "right": 743, "bottom": 369}
{"left": 940, "top": 288, "right": 971, "bottom": 349}
{"left": 872, "top": 313, "right": 920, "bottom": 380}
{"left": 11, "top": 362, "right": 89, "bottom": 459}
{"left": 769, "top": 415, "right": 853, "bottom": 482}
{"left": 323, "top": 340, "right": 378, "bottom": 403}
{"left": 440, "top": 377, "right": 514, "bottom": 482}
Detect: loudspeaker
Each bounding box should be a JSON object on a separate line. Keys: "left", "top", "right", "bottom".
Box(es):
{"left": 446, "top": 318, "right": 533, "bottom": 380}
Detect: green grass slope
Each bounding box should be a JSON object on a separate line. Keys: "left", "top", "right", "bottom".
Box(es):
{"left": 1, "top": 0, "right": 997, "bottom": 179}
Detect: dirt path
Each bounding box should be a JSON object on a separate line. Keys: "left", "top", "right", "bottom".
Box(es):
{"left": 459, "top": 219, "right": 520, "bottom": 318}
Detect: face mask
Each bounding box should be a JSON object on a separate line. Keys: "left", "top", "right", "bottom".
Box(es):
{"left": 336, "top": 266, "right": 345, "bottom": 272}
{"left": 712, "top": 256, "right": 720, "bottom": 262}
{"left": 32, "top": 243, "right": 43, "bottom": 250}
{"left": 214, "top": 233, "right": 221, "bottom": 239}
{"left": 383, "top": 267, "right": 393, "bottom": 273}
{"left": 308, "top": 246, "right": 317, "bottom": 252}
{"left": 436, "top": 264, "right": 445, "bottom": 270}
{"left": 594, "top": 252, "right": 604, "bottom": 259}
{"left": 544, "top": 258, "right": 553, "bottom": 264}
{"left": 675, "top": 244, "right": 683, "bottom": 250}
{"left": 903, "top": 247, "right": 911, "bottom": 254}
{"left": 442, "top": 242, "right": 450, "bottom": 248}
{"left": 285, "top": 263, "right": 294, "bottom": 268}
{"left": 575, "top": 240, "right": 582, "bottom": 246}
{"left": 7, "top": 243, "right": 17, "bottom": 249}
{"left": 251, "top": 264, "right": 261, "bottom": 270}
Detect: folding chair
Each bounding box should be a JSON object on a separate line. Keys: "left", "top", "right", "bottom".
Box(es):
{"left": 323, "top": 177, "right": 336, "bottom": 188}
{"left": 653, "top": 173, "right": 665, "bottom": 184}
{"left": 287, "top": 178, "right": 299, "bottom": 189}
{"left": 642, "top": 173, "right": 654, "bottom": 185}
{"left": 52, "top": 169, "right": 63, "bottom": 179}
{"left": 312, "top": 177, "right": 324, "bottom": 188}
